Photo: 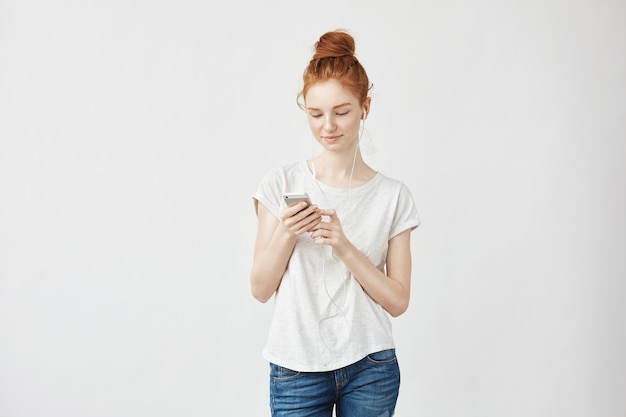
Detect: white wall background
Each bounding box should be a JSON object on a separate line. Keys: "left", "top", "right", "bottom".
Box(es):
{"left": 1, "top": 0, "right": 625, "bottom": 416}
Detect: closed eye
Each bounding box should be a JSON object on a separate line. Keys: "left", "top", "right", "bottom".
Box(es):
{"left": 310, "top": 111, "right": 348, "bottom": 118}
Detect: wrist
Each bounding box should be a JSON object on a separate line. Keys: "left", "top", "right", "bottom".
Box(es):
{"left": 334, "top": 240, "right": 357, "bottom": 260}
{"left": 277, "top": 222, "right": 300, "bottom": 241}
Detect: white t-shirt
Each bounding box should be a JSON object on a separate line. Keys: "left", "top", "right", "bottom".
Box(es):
{"left": 253, "top": 161, "right": 420, "bottom": 372}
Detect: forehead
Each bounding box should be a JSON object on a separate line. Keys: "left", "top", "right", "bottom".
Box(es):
{"left": 304, "top": 79, "right": 359, "bottom": 108}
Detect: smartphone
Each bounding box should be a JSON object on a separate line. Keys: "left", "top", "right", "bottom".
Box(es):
{"left": 283, "top": 192, "right": 312, "bottom": 207}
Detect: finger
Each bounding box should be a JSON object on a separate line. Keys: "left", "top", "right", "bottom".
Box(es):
{"left": 312, "top": 233, "right": 325, "bottom": 243}
{"left": 292, "top": 203, "right": 317, "bottom": 218}
{"left": 318, "top": 209, "right": 338, "bottom": 222}
{"left": 309, "top": 219, "right": 331, "bottom": 233}
{"left": 299, "top": 215, "right": 322, "bottom": 233}
{"left": 305, "top": 217, "right": 323, "bottom": 232}
{"left": 283, "top": 205, "right": 316, "bottom": 224}
{"left": 294, "top": 211, "right": 322, "bottom": 234}
{"left": 282, "top": 202, "right": 312, "bottom": 219}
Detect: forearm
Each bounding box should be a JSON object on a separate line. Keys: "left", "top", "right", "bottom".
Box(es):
{"left": 250, "top": 225, "right": 298, "bottom": 303}
{"left": 339, "top": 244, "right": 410, "bottom": 317}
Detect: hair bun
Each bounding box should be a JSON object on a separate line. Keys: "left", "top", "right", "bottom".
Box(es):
{"left": 299, "top": 29, "right": 371, "bottom": 109}
{"left": 312, "top": 30, "right": 356, "bottom": 60}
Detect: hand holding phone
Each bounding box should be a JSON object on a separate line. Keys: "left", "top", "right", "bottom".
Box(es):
{"left": 281, "top": 192, "right": 320, "bottom": 235}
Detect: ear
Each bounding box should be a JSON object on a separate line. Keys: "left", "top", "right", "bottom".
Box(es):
{"left": 361, "top": 97, "right": 371, "bottom": 120}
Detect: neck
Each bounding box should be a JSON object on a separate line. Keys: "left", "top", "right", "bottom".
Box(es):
{"left": 311, "top": 147, "right": 369, "bottom": 188}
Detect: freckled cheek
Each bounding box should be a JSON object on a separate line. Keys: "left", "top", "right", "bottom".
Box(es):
{"left": 344, "top": 119, "right": 361, "bottom": 132}
{"left": 309, "top": 120, "right": 324, "bottom": 134}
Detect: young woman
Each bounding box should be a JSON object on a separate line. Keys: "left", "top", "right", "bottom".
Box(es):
{"left": 250, "top": 30, "right": 420, "bottom": 417}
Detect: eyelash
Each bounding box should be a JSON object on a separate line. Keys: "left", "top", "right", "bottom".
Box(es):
{"left": 311, "top": 111, "right": 349, "bottom": 118}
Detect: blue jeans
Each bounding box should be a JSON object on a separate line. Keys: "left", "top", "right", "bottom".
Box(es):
{"left": 269, "top": 349, "right": 400, "bottom": 417}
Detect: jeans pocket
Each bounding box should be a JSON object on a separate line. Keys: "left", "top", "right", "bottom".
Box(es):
{"left": 366, "top": 348, "right": 397, "bottom": 365}
{"left": 270, "top": 362, "right": 301, "bottom": 382}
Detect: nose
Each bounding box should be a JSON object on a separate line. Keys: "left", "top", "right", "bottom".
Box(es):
{"left": 323, "top": 115, "right": 336, "bottom": 132}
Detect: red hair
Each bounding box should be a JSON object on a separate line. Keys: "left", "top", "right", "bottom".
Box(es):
{"left": 298, "top": 30, "right": 372, "bottom": 109}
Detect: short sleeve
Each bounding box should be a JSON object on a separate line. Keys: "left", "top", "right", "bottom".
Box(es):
{"left": 389, "top": 182, "right": 420, "bottom": 239}
{"left": 252, "top": 168, "right": 284, "bottom": 219}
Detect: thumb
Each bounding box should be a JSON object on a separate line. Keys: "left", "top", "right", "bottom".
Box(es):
{"left": 320, "top": 208, "right": 337, "bottom": 219}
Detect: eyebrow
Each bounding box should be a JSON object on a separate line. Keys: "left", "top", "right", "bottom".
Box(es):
{"left": 306, "top": 102, "right": 352, "bottom": 111}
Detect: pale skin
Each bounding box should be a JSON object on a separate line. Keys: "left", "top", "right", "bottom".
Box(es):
{"left": 250, "top": 79, "right": 413, "bottom": 317}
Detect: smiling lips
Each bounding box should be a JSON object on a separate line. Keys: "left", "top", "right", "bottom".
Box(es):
{"left": 322, "top": 135, "right": 342, "bottom": 142}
